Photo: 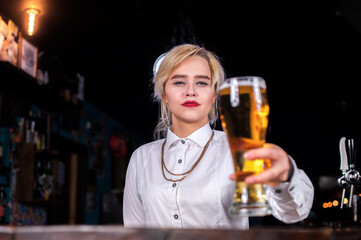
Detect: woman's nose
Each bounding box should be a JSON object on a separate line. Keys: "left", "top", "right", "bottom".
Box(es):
{"left": 186, "top": 84, "right": 197, "bottom": 96}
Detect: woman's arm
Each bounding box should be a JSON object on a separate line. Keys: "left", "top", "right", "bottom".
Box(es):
{"left": 123, "top": 151, "right": 146, "bottom": 227}
{"left": 266, "top": 157, "right": 314, "bottom": 223}
{"left": 243, "top": 144, "right": 314, "bottom": 223}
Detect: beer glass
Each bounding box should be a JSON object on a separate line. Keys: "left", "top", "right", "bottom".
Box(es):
{"left": 219, "top": 76, "right": 272, "bottom": 217}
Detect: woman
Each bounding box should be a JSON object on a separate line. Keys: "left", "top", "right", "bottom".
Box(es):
{"left": 123, "top": 43, "right": 314, "bottom": 229}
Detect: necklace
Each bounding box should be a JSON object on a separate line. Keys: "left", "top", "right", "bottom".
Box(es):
{"left": 161, "top": 131, "right": 214, "bottom": 182}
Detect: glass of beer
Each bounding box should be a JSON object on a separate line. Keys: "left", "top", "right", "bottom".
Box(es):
{"left": 219, "top": 76, "right": 272, "bottom": 217}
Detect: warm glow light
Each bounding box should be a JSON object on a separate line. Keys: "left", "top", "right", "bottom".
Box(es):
{"left": 25, "top": 8, "right": 40, "bottom": 36}
{"left": 344, "top": 198, "right": 348, "bottom": 205}
{"left": 323, "top": 200, "right": 340, "bottom": 208}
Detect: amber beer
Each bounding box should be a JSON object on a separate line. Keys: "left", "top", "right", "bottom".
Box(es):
{"left": 219, "top": 76, "right": 271, "bottom": 217}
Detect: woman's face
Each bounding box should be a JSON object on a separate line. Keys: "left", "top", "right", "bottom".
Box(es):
{"left": 164, "top": 55, "right": 216, "bottom": 127}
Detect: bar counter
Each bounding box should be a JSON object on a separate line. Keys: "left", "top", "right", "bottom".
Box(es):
{"left": 0, "top": 225, "right": 360, "bottom": 240}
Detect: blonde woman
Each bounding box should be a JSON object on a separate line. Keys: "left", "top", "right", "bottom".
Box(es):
{"left": 123, "top": 44, "right": 314, "bottom": 229}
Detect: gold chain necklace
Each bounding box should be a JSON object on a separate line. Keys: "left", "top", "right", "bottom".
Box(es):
{"left": 161, "top": 131, "right": 214, "bottom": 182}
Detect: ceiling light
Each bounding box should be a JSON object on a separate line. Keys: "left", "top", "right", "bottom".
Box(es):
{"left": 25, "top": 8, "right": 40, "bottom": 36}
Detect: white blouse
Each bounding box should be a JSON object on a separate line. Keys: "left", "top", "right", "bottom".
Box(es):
{"left": 123, "top": 123, "right": 314, "bottom": 229}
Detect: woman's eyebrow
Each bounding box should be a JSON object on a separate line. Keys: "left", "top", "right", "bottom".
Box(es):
{"left": 170, "top": 74, "right": 210, "bottom": 80}
{"left": 170, "top": 74, "right": 186, "bottom": 79}
{"left": 195, "top": 75, "right": 211, "bottom": 80}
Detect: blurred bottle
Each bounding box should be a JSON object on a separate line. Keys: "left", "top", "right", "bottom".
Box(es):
{"left": 0, "top": 142, "right": 3, "bottom": 168}
{"left": 0, "top": 185, "right": 6, "bottom": 224}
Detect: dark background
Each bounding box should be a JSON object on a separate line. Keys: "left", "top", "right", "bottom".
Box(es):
{"left": 1, "top": 0, "right": 361, "bottom": 199}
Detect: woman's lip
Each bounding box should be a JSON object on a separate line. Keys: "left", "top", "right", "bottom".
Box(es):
{"left": 182, "top": 101, "right": 200, "bottom": 107}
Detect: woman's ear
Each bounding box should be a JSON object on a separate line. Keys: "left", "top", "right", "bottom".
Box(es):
{"left": 212, "top": 92, "right": 217, "bottom": 103}
{"left": 163, "top": 96, "right": 168, "bottom": 103}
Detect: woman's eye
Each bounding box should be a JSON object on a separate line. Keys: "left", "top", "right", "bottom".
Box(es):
{"left": 173, "top": 81, "right": 185, "bottom": 85}
{"left": 197, "top": 81, "right": 209, "bottom": 86}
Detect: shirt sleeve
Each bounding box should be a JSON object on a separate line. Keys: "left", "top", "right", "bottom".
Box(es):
{"left": 123, "top": 150, "right": 146, "bottom": 227}
{"left": 265, "top": 156, "right": 314, "bottom": 224}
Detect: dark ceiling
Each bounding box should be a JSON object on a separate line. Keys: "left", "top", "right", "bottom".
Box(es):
{"left": 1, "top": 0, "right": 361, "bottom": 177}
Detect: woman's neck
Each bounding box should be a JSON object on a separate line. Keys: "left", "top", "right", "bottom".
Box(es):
{"left": 171, "top": 120, "right": 208, "bottom": 138}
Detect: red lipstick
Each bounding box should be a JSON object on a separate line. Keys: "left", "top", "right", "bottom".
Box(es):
{"left": 182, "top": 101, "right": 200, "bottom": 107}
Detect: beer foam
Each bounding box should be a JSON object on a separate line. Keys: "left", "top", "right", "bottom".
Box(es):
{"left": 220, "top": 76, "right": 267, "bottom": 90}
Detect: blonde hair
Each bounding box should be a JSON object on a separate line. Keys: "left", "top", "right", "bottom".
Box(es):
{"left": 152, "top": 43, "right": 225, "bottom": 139}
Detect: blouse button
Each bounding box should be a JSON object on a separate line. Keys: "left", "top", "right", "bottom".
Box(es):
{"left": 172, "top": 183, "right": 177, "bottom": 187}
{"left": 275, "top": 189, "right": 282, "bottom": 194}
{"left": 178, "top": 159, "right": 182, "bottom": 164}
{"left": 181, "top": 140, "right": 185, "bottom": 144}
{"left": 174, "top": 214, "right": 179, "bottom": 219}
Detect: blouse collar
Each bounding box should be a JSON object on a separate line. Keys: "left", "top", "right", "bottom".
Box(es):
{"left": 164, "top": 123, "right": 213, "bottom": 151}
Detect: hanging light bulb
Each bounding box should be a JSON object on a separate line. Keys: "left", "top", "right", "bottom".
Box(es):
{"left": 25, "top": 8, "right": 40, "bottom": 36}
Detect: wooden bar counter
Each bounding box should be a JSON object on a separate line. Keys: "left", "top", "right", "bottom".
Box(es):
{"left": 0, "top": 225, "right": 360, "bottom": 240}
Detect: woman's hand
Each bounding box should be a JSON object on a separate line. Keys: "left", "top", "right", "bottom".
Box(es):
{"left": 230, "top": 144, "right": 291, "bottom": 187}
